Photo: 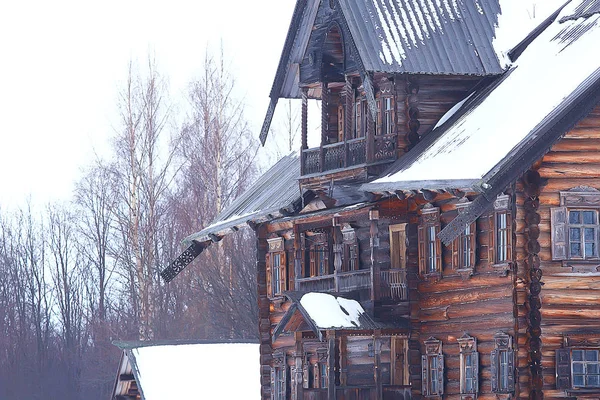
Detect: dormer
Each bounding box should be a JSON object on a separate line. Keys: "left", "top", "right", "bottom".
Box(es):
{"left": 260, "top": 0, "right": 507, "bottom": 187}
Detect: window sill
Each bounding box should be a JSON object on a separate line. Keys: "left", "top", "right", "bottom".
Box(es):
{"left": 561, "top": 260, "right": 600, "bottom": 272}
{"left": 491, "top": 262, "right": 511, "bottom": 276}
{"left": 566, "top": 388, "right": 600, "bottom": 396}
{"left": 456, "top": 268, "right": 474, "bottom": 280}
{"left": 421, "top": 272, "right": 442, "bottom": 282}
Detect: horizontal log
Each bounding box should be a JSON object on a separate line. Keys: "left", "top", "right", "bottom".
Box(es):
{"left": 541, "top": 289, "right": 600, "bottom": 306}
{"left": 538, "top": 163, "right": 600, "bottom": 178}
{"left": 549, "top": 138, "right": 600, "bottom": 152}
{"left": 563, "top": 127, "right": 600, "bottom": 138}
{"left": 541, "top": 306, "right": 600, "bottom": 319}
{"left": 418, "top": 274, "right": 512, "bottom": 294}
{"left": 542, "top": 276, "right": 600, "bottom": 290}
{"left": 419, "top": 284, "right": 512, "bottom": 309}
{"left": 542, "top": 151, "right": 600, "bottom": 164}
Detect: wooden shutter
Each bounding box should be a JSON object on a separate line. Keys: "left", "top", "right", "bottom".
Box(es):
{"left": 551, "top": 207, "right": 568, "bottom": 260}
{"left": 280, "top": 252, "right": 287, "bottom": 293}
{"left": 435, "top": 224, "right": 442, "bottom": 272}
{"left": 287, "top": 250, "right": 294, "bottom": 291}
{"left": 505, "top": 214, "right": 513, "bottom": 262}
{"left": 421, "top": 355, "right": 429, "bottom": 396}
{"left": 283, "top": 354, "right": 288, "bottom": 398}
{"left": 324, "top": 238, "right": 331, "bottom": 275}
{"left": 490, "top": 349, "right": 498, "bottom": 392}
{"left": 290, "top": 365, "right": 296, "bottom": 400}
{"left": 302, "top": 362, "right": 309, "bottom": 389}
{"left": 338, "top": 104, "right": 344, "bottom": 142}
{"left": 418, "top": 225, "right": 426, "bottom": 275}
{"left": 271, "top": 367, "right": 276, "bottom": 400}
{"left": 437, "top": 354, "right": 445, "bottom": 394}
{"left": 506, "top": 349, "right": 515, "bottom": 392}
{"left": 300, "top": 233, "right": 306, "bottom": 278}
{"left": 356, "top": 101, "right": 362, "bottom": 138}
{"left": 472, "top": 351, "right": 480, "bottom": 394}
{"left": 488, "top": 213, "right": 496, "bottom": 265}
{"left": 556, "top": 348, "right": 572, "bottom": 389}
{"left": 469, "top": 221, "right": 477, "bottom": 267}
{"left": 451, "top": 236, "right": 460, "bottom": 269}
{"left": 376, "top": 98, "right": 382, "bottom": 134}
{"left": 266, "top": 253, "right": 272, "bottom": 298}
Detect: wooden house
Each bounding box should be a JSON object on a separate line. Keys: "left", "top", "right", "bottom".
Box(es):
{"left": 161, "top": 0, "right": 600, "bottom": 399}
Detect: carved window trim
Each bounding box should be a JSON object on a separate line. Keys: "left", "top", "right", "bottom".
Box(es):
{"left": 458, "top": 334, "right": 479, "bottom": 398}
{"left": 490, "top": 332, "right": 515, "bottom": 394}
{"left": 271, "top": 352, "right": 288, "bottom": 400}
{"left": 418, "top": 204, "right": 442, "bottom": 280}
{"left": 341, "top": 226, "right": 359, "bottom": 272}
{"left": 488, "top": 194, "right": 512, "bottom": 274}
{"left": 552, "top": 187, "right": 600, "bottom": 268}
{"left": 422, "top": 337, "right": 444, "bottom": 397}
{"left": 556, "top": 336, "right": 600, "bottom": 393}
{"left": 452, "top": 201, "right": 476, "bottom": 278}
{"left": 267, "top": 238, "right": 287, "bottom": 298}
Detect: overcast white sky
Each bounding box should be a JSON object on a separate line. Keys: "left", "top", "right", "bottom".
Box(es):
{"left": 0, "top": 0, "right": 295, "bottom": 208}
{"left": 0, "top": 0, "right": 565, "bottom": 209}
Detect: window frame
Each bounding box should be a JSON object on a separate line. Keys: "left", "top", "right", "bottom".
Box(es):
{"left": 458, "top": 334, "right": 479, "bottom": 397}
{"left": 557, "top": 345, "right": 600, "bottom": 392}
{"left": 271, "top": 352, "right": 288, "bottom": 400}
{"left": 490, "top": 332, "right": 515, "bottom": 394}
{"left": 551, "top": 187, "right": 600, "bottom": 264}
{"left": 266, "top": 238, "right": 287, "bottom": 298}
{"left": 418, "top": 204, "right": 442, "bottom": 279}
{"left": 488, "top": 194, "right": 512, "bottom": 271}
{"left": 422, "top": 337, "right": 444, "bottom": 397}
{"left": 341, "top": 226, "right": 359, "bottom": 272}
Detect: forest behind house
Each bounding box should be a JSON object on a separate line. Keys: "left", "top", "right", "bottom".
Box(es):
{"left": 0, "top": 54, "right": 276, "bottom": 400}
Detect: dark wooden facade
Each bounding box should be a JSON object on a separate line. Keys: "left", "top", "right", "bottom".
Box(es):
{"left": 253, "top": 1, "right": 600, "bottom": 398}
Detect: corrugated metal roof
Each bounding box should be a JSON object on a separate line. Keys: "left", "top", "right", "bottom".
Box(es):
{"left": 363, "top": 1, "right": 600, "bottom": 195}
{"left": 337, "top": 0, "right": 504, "bottom": 75}
{"left": 184, "top": 152, "right": 301, "bottom": 245}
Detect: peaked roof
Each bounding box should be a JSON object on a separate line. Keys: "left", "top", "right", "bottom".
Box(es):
{"left": 272, "top": 292, "right": 405, "bottom": 341}
{"left": 363, "top": 0, "right": 600, "bottom": 243}
{"left": 111, "top": 340, "right": 260, "bottom": 400}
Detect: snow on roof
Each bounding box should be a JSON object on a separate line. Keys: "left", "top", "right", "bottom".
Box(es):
{"left": 371, "top": 0, "right": 600, "bottom": 188}
{"left": 493, "top": 0, "right": 567, "bottom": 67}
{"left": 131, "top": 343, "right": 260, "bottom": 399}
{"left": 300, "top": 293, "right": 364, "bottom": 329}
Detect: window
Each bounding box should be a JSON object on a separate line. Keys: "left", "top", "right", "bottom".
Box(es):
{"left": 302, "top": 232, "right": 330, "bottom": 278}
{"left": 458, "top": 334, "right": 479, "bottom": 397}
{"left": 342, "top": 226, "right": 359, "bottom": 272}
{"left": 271, "top": 353, "right": 288, "bottom": 400}
{"left": 490, "top": 332, "right": 515, "bottom": 394}
{"left": 304, "top": 350, "right": 328, "bottom": 389}
{"left": 551, "top": 187, "right": 600, "bottom": 262}
{"left": 572, "top": 349, "right": 600, "bottom": 388}
{"left": 452, "top": 201, "right": 476, "bottom": 272}
{"left": 354, "top": 99, "right": 367, "bottom": 138}
{"left": 418, "top": 204, "right": 442, "bottom": 277}
{"left": 266, "top": 238, "right": 287, "bottom": 298}
{"left": 383, "top": 97, "right": 394, "bottom": 135}
{"left": 557, "top": 346, "right": 600, "bottom": 390}
{"left": 422, "top": 337, "right": 444, "bottom": 397}
{"left": 488, "top": 194, "right": 512, "bottom": 267}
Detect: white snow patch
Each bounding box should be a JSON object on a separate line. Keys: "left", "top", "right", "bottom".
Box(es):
{"left": 300, "top": 293, "right": 364, "bottom": 329}
{"left": 132, "top": 343, "right": 260, "bottom": 400}
{"left": 493, "top": 0, "right": 566, "bottom": 68}
{"left": 374, "top": 4, "right": 600, "bottom": 185}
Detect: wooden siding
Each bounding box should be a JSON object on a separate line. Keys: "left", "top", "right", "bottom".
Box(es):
{"left": 525, "top": 105, "right": 600, "bottom": 399}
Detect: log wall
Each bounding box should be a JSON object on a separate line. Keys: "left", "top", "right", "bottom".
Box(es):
{"left": 525, "top": 105, "right": 600, "bottom": 399}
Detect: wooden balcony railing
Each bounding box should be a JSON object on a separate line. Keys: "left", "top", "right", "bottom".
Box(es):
{"left": 296, "top": 274, "right": 335, "bottom": 292}
{"left": 294, "top": 269, "right": 406, "bottom": 301}
{"left": 301, "top": 134, "right": 396, "bottom": 176}
{"left": 380, "top": 269, "right": 407, "bottom": 301}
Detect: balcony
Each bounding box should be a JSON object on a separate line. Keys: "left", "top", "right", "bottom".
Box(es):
{"left": 294, "top": 268, "right": 407, "bottom": 301}
{"left": 301, "top": 133, "right": 398, "bottom": 176}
